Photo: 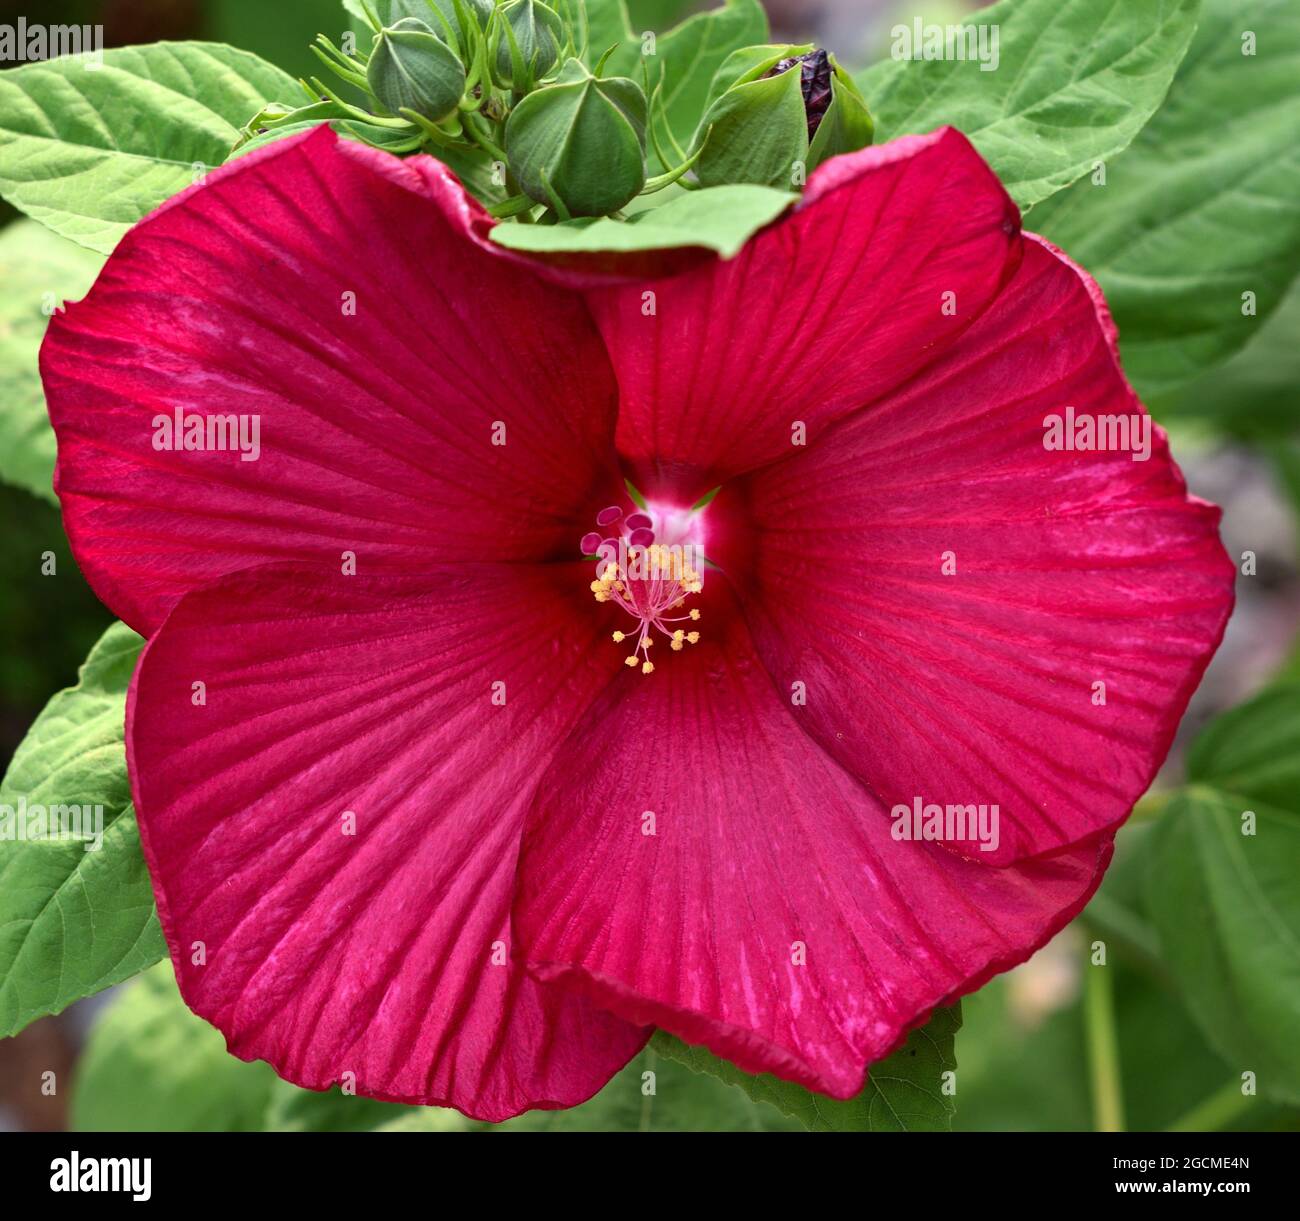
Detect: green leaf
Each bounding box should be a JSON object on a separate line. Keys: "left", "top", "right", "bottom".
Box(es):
{"left": 1031, "top": 0, "right": 1300, "bottom": 399}
{"left": 0, "top": 220, "right": 102, "bottom": 503}
{"left": 367, "top": 1043, "right": 803, "bottom": 1132}
{"left": 625, "top": 0, "right": 696, "bottom": 26}
{"left": 494, "top": 1043, "right": 802, "bottom": 1130}
{"left": 75, "top": 960, "right": 453, "bottom": 1132}
{"left": 372, "top": 1107, "right": 474, "bottom": 1131}
{"left": 72, "top": 963, "right": 277, "bottom": 1131}
{"left": 1145, "top": 684, "right": 1300, "bottom": 1105}
{"left": 433, "top": 143, "right": 508, "bottom": 205}
{"left": 230, "top": 116, "right": 430, "bottom": 161}
{"left": 652, "top": 1004, "right": 961, "bottom": 1131}
{"left": 859, "top": 0, "right": 1200, "bottom": 210}
{"left": 74, "top": 970, "right": 798, "bottom": 1130}
{"left": 266, "top": 1043, "right": 802, "bottom": 1131}
{"left": 1184, "top": 683, "right": 1300, "bottom": 814}
{"left": 1153, "top": 279, "right": 1300, "bottom": 441}
{"left": 584, "top": 0, "right": 637, "bottom": 68}
{"left": 605, "top": 0, "right": 768, "bottom": 172}
{"left": 490, "top": 182, "right": 794, "bottom": 258}
{"left": 342, "top": 0, "right": 378, "bottom": 55}
{"left": 261, "top": 1078, "right": 433, "bottom": 1132}
{"left": 0, "top": 42, "right": 301, "bottom": 253}
{"left": 0, "top": 622, "right": 164, "bottom": 1038}
{"left": 228, "top": 117, "right": 331, "bottom": 159}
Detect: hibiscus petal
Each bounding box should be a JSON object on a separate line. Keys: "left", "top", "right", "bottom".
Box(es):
{"left": 584, "top": 128, "right": 1021, "bottom": 499}
{"left": 127, "top": 560, "right": 646, "bottom": 1120}
{"left": 515, "top": 595, "right": 1111, "bottom": 1098}
{"left": 333, "top": 141, "right": 710, "bottom": 291}
{"left": 719, "top": 235, "right": 1235, "bottom": 864}
{"left": 42, "top": 127, "right": 619, "bottom": 635}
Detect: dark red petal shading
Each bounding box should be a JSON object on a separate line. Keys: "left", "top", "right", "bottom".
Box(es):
{"left": 127, "top": 561, "right": 646, "bottom": 1121}
{"left": 583, "top": 128, "right": 1021, "bottom": 499}
{"left": 42, "top": 127, "right": 618, "bottom": 636}
{"left": 515, "top": 593, "right": 1112, "bottom": 1098}
{"left": 719, "top": 235, "right": 1235, "bottom": 865}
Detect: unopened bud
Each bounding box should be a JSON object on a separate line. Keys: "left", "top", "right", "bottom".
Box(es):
{"left": 424, "top": 0, "right": 495, "bottom": 46}
{"left": 506, "top": 58, "right": 647, "bottom": 216}
{"left": 367, "top": 18, "right": 466, "bottom": 123}
{"left": 693, "top": 44, "right": 872, "bottom": 188}
{"left": 495, "top": 0, "right": 565, "bottom": 87}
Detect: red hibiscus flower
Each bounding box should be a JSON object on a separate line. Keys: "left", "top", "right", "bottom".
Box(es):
{"left": 40, "top": 125, "right": 1233, "bottom": 1121}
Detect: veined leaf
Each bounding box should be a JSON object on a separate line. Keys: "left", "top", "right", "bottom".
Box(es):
{"left": 0, "top": 42, "right": 300, "bottom": 253}
{"left": 652, "top": 1004, "right": 961, "bottom": 1131}
{"left": 859, "top": 0, "right": 1200, "bottom": 209}
{"left": 0, "top": 219, "right": 102, "bottom": 502}
{"left": 72, "top": 962, "right": 277, "bottom": 1132}
{"left": 490, "top": 181, "right": 794, "bottom": 259}
{"left": 1146, "top": 684, "right": 1300, "bottom": 1105}
{"left": 0, "top": 622, "right": 162, "bottom": 1037}
{"left": 1031, "top": 0, "right": 1300, "bottom": 398}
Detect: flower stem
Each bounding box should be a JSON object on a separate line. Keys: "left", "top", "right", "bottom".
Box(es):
{"left": 487, "top": 193, "right": 536, "bottom": 219}
{"left": 1167, "top": 1080, "right": 1254, "bottom": 1132}
{"left": 641, "top": 137, "right": 707, "bottom": 195}
{"left": 462, "top": 115, "right": 507, "bottom": 163}
{"left": 1084, "top": 954, "right": 1125, "bottom": 1132}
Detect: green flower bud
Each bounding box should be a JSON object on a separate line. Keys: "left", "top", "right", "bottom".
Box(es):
{"left": 505, "top": 58, "right": 646, "bottom": 217}
{"left": 495, "top": 0, "right": 565, "bottom": 88}
{"left": 383, "top": 0, "right": 493, "bottom": 31}
{"left": 693, "top": 45, "right": 872, "bottom": 189}
{"left": 420, "top": 0, "right": 495, "bottom": 48}
{"left": 368, "top": 18, "right": 467, "bottom": 123}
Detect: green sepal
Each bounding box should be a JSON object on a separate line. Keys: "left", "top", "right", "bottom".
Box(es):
{"left": 340, "top": 119, "right": 428, "bottom": 152}
{"left": 700, "top": 42, "right": 811, "bottom": 111}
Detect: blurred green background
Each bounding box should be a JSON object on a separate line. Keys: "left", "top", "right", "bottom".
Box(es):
{"left": 1, "top": 0, "right": 1297, "bottom": 1133}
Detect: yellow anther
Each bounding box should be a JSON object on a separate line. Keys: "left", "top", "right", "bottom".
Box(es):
{"left": 592, "top": 534, "right": 704, "bottom": 674}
